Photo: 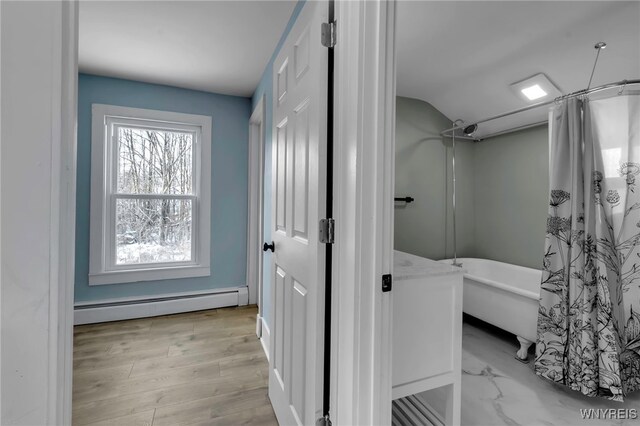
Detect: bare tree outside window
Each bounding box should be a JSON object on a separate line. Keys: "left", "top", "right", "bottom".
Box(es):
{"left": 89, "top": 105, "right": 210, "bottom": 285}
{"left": 115, "top": 127, "right": 194, "bottom": 265}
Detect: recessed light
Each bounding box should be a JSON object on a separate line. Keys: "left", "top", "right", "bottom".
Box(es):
{"left": 521, "top": 84, "right": 547, "bottom": 101}
{"left": 510, "top": 73, "right": 561, "bottom": 103}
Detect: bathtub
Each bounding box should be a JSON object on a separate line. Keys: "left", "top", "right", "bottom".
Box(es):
{"left": 441, "top": 258, "right": 542, "bottom": 361}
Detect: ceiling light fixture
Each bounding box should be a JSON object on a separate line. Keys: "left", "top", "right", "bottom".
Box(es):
{"left": 520, "top": 84, "right": 548, "bottom": 101}
{"left": 510, "top": 73, "right": 561, "bottom": 103}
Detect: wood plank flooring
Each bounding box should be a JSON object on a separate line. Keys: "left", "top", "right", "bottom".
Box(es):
{"left": 72, "top": 306, "right": 278, "bottom": 426}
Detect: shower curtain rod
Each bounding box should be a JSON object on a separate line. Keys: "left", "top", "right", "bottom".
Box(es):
{"left": 440, "top": 78, "right": 640, "bottom": 139}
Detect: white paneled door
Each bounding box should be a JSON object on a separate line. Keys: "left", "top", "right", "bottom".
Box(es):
{"left": 268, "top": 1, "right": 329, "bottom": 425}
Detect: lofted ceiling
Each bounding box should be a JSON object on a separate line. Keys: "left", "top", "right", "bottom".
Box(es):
{"left": 396, "top": 1, "right": 640, "bottom": 139}
{"left": 79, "top": 0, "right": 297, "bottom": 97}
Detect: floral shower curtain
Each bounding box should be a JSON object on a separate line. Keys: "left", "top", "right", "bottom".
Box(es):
{"left": 535, "top": 94, "right": 640, "bottom": 401}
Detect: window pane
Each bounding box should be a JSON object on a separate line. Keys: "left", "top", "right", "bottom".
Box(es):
{"left": 117, "top": 127, "right": 193, "bottom": 194}
{"left": 116, "top": 198, "right": 192, "bottom": 265}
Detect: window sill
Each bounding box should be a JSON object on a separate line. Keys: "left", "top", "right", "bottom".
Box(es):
{"left": 88, "top": 265, "right": 210, "bottom": 286}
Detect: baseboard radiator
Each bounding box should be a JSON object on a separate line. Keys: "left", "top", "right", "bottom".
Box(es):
{"left": 392, "top": 395, "right": 445, "bottom": 426}
{"left": 74, "top": 287, "right": 249, "bottom": 325}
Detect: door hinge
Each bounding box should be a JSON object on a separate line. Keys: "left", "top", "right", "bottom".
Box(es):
{"left": 382, "top": 274, "right": 392, "bottom": 292}
{"left": 319, "top": 218, "right": 335, "bottom": 244}
{"left": 316, "top": 415, "right": 332, "bottom": 426}
{"left": 321, "top": 21, "right": 336, "bottom": 48}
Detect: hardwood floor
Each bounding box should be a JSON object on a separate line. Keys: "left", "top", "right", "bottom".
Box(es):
{"left": 72, "top": 306, "right": 277, "bottom": 426}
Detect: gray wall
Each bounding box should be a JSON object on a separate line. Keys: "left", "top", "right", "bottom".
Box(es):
{"left": 473, "top": 126, "right": 549, "bottom": 269}
{"left": 394, "top": 96, "right": 549, "bottom": 269}
{"left": 394, "top": 96, "right": 475, "bottom": 260}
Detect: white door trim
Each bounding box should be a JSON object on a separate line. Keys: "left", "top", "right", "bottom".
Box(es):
{"left": 54, "top": 3, "right": 79, "bottom": 423}
{"left": 331, "top": 0, "right": 396, "bottom": 424}
{"left": 247, "top": 95, "right": 266, "bottom": 335}
{"left": 0, "top": 1, "right": 78, "bottom": 424}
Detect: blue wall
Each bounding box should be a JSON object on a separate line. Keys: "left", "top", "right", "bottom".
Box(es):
{"left": 75, "top": 74, "right": 251, "bottom": 302}
{"left": 252, "top": 0, "right": 306, "bottom": 327}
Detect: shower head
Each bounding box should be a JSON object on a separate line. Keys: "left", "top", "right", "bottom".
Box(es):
{"left": 463, "top": 124, "right": 478, "bottom": 136}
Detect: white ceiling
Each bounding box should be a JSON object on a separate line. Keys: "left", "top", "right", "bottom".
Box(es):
{"left": 79, "top": 0, "right": 297, "bottom": 97}
{"left": 396, "top": 1, "right": 640, "bottom": 139}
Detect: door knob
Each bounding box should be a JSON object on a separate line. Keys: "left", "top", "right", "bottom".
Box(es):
{"left": 263, "top": 242, "right": 275, "bottom": 252}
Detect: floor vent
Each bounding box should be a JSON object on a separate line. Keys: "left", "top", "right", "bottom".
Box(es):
{"left": 392, "top": 395, "right": 444, "bottom": 426}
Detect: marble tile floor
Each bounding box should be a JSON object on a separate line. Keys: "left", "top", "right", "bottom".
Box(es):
{"left": 425, "top": 316, "right": 640, "bottom": 426}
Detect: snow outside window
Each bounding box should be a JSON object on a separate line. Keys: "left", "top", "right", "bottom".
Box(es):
{"left": 89, "top": 105, "right": 211, "bottom": 285}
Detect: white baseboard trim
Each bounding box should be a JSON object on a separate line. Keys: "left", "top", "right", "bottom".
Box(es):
{"left": 256, "top": 314, "right": 263, "bottom": 338}
{"left": 260, "top": 317, "right": 271, "bottom": 361}
{"left": 238, "top": 286, "right": 249, "bottom": 306}
{"left": 74, "top": 287, "right": 245, "bottom": 325}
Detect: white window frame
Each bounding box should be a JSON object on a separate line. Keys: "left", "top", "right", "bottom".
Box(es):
{"left": 89, "top": 104, "right": 211, "bottom": 285}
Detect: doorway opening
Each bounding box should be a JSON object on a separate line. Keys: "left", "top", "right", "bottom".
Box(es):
{"left": 247, "top": 94, "right": 267, "bottom": 347}
{"left": 71, "top": 1, "right": 300, "bottom": 424}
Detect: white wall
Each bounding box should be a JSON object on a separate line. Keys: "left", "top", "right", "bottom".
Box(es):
{"left": 1, "top": 1, "right": 76, "bottom": 424}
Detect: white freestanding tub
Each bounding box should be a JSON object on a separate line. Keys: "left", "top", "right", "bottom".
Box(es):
{"left": 441, "top": 258, "right": 542, "bottom": 361}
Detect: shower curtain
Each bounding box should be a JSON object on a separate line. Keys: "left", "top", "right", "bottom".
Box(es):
{"left": 535, "top": 94, "right": 640, "bottom": 401}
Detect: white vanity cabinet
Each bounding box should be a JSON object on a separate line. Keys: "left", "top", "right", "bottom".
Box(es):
{"left": 392, "top": 251, "right": 464, "bottom": 426}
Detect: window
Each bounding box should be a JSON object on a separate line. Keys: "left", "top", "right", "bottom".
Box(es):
{"left": 89, "top": 104, "right": 211, "bottom": 285}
